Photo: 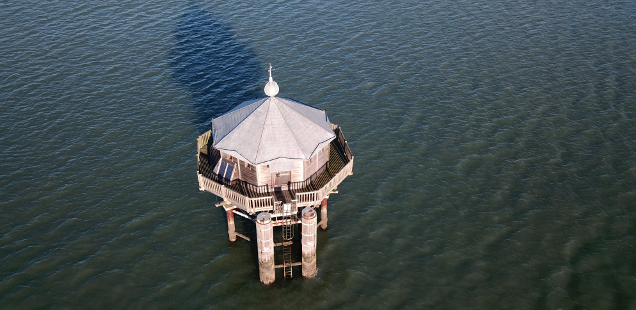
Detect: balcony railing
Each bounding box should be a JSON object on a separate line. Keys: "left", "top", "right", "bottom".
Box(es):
{"left": 197, "top": 125, "right": 354, "bottom": 214}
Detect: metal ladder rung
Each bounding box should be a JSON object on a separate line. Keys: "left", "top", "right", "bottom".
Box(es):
{"left": 281, "top": 202, "right": 296, "bottom": 279}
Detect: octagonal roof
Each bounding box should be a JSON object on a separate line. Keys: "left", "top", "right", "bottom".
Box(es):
{"left": 211, "top": 96, "right": 335, "bottom": 170}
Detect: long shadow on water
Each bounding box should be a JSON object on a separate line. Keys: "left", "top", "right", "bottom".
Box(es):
{"left": 171, "top": 5, "right": 262, "bottom": 264}
{"left": 171, "top": 5, "right": 264, "bottom": 132}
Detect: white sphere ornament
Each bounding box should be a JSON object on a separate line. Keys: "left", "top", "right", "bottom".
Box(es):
{"left": 264, "top": 80, "right": 279, "bottom": 97}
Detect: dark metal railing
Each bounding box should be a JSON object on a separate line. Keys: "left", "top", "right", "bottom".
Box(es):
{"left": 334, "top": 126, "right": 353, "bottom": 162}
{"left": 198, "top": 125, "right": 352, "bottom": 201}
{"left": 288, "top": 161, "right": 328, "bottom": 192}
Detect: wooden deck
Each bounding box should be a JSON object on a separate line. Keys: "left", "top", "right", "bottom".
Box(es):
{"left": 197, "top": 125, "right": 354, "bottom": 214}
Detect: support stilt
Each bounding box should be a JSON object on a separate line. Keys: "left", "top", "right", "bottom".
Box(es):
{"left": 256, "top": 213, "right": 275, "bottom": 284}
{"left": 226, "top": 209, "right": 236, "bottom": 242}
{"left": 301, "top": 207, "right": 317, "bottom": 278}
{"left": 319, "top": 198, "right": 328, "bottom": 230}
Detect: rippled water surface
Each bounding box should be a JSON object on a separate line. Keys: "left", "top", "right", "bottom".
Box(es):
{"left": 2, "top": 1, "right": 636, "bottom": 309}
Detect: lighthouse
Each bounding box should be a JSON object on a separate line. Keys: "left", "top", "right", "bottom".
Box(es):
{"left": 196, "top": 65, "right": 354, "bottom": 283}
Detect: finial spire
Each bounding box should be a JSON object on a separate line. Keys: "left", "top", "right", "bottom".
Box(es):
{"left": 268, "top": 63, "right": 274, "bottom": 82}
{"left": 264, "top": 63, "right": 279, "bottom": 97}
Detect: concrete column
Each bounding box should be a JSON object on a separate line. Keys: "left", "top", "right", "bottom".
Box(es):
{"left": 319, "top": 198, "right": 328, "bottom": 230}
{"left": 256, "top": 213, "right": 275, "bottom": 284}
{"left": 301, "top": 207, "right": 317, "bottom": 278}
{"left": 226, "top": 209, "right": 236, "bottom": 242}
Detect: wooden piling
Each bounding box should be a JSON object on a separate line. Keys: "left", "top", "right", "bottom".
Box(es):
{"left": 319, "top": 198, "right": 328, "bottom": 230}
{"left": 256, "top": 213, "right": 275, "bottom": 284}
{"left": 226, "top": 209, "right": 236, "bottom": 242}
{"left": 301, "top": 207, "right": 318, "bottom": 277}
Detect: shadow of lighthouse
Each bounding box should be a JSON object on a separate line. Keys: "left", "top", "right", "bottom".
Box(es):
{"left": 171, "top": 4, "right": 264, "bottom": 132}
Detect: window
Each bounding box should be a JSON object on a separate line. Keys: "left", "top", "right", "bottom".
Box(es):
{"left": 217, "top": 162, "right": 234, "bottom": 183}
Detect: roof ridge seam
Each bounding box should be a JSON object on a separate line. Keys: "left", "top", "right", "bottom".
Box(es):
{"left": 279, "top": 97, "right": 333, "bottom": 133}
{"left": 280, "top": 98, "right": 335, "bottom": 142}
{"left": 306, "top": 137, "right": 336, "bottom": 159}
{"left": 253, "top": 98, "right": 270, "bottom": 162}
{"left": 275, "top": 97, "right": 310, "bottom": 158}
{"left": 215, "top": 98, "right": 266, "bottom": 145}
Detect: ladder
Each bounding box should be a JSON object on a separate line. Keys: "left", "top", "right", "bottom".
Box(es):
{"left": 282, "top": 202, "right": 295, "bottom": 279}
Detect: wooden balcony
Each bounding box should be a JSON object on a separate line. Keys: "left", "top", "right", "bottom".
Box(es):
{"left": 197, "top": 124, "right": 354, "bottom": 214}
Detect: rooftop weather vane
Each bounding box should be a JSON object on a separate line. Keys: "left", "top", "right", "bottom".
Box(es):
{"left": 264, "top": 63, "right": 279, "bottom": 97}
{"left": 268, "top": 63, "right": 274, "bottom": 80}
